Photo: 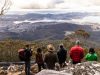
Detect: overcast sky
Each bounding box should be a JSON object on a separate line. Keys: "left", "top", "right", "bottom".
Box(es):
{"left": 9, "top": 0, "right": 100, "bottom": 11}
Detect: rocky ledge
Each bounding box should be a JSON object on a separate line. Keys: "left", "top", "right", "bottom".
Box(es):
{"left": 36, "top": 62, "right": 100, "bottom": 75}
{"left": 0, "top": 62, "right": 100, "bottom": 75}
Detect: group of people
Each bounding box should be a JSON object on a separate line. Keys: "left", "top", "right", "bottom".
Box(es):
{"left": 35, "top": 44, "right": 67, "bottom": 71}
{"left": 35, "top": 40, "right": 98, "bottom": 72}
{"left": 18, "top": 40, "right": 98, "bottom": 75}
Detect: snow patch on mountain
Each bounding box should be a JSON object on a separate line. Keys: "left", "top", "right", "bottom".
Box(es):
{"left": 64, "top": 31, "right": 74, "bottom": 36}
{"left": 67, "top": 16, "right": 100, "bottom": 31}
{"left": 13, "top": 19, "right": 68, "bottom": 24}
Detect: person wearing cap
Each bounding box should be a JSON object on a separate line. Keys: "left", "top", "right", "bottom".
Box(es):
{"left": 70, "top": 40, "right": 84, "bottom": 64}
{"left": 57, "top": 44, "right": 67, "bottom": 68}
{"left": 44, "top": 44, "right": 59, "bottom": 70}
{"left": 85, "top": 48, "right": 98, "bottom": 61}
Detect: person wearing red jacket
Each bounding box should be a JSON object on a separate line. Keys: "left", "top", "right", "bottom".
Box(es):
{"left": 70, "top": 40, "right": 84, "bottom": 64}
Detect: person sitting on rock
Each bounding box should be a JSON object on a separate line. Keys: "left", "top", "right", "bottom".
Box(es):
{"left": 85, "top": 48, "right": 98, "bottom": 61}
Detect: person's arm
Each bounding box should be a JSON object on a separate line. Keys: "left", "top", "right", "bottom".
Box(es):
{"left": 80, "top": 49, "right": 84, "bottom": 59}
{"left": 85, "top": 54, "right": 89, "bottom": 61}
{"left": 95, "top": 53, "right": 98, "bottom": 61}
{"left": 44, "top": 54, "right": 47, "bottom": 63}
{"left": 35, "top": 54, "right": 38, "bottom": 63}
{"left": 69, "top": 49, "right": 73, "bottom": 59}
{"left": 66, "top": 50, "right": 67, "bottom": 59}
{"left": 56, "top": 54, "right": 59, "bottom": 63}
{"left": 30, "top": 48, "right": 32, "bottom": 56}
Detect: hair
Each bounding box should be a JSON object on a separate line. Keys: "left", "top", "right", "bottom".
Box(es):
{"left": 89, "top": 48, "right": 95, "bottom": 54}
{"left": 25, "top": 44, "right": 30, "bottom": 48}
{"left": 37, "top": 48, "right": 42, "bottom": 53}
{"left": 59, "top": 44, "right": 64, "bottom": 48}
{"left": 75, "top": 40, "right": 80, "bottom": 45}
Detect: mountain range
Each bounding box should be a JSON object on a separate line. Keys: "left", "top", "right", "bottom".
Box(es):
{"left": 0, "top": 11, "right": 100, "bottom": 42}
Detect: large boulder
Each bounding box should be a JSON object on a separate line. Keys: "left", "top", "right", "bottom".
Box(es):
{"left": 36, "top": 62, "right": 100, "bottom": 75}
{"left": 36, "top": 70, "right": 71, "bottom": 75}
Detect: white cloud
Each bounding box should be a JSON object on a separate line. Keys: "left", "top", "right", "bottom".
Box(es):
{"left": 71, "top": 16, "right": 100, "bottom": 24}
{"left": 10, "top": 0, "right": 100, "bottom": 11}
{"left": 11, "top": 0, "right": 58, "bottom": 9}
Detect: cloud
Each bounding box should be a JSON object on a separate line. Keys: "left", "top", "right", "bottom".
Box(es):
{"left": 55, "top": 0, "right": 100, "bottom": 9}
{"left": 22, "top": 0, "right": 55, "bottom": 9}
{"left": 11, "top": 0, "right": 59, "bottom": 9}
{"left": 11, "top": 0, "right": 100, "bottom": 11}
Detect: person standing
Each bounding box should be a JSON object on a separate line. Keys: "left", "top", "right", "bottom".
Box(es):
{"left": 44, "top": 44, "right": 59, "bottom": 70}
{"left": 35, "top": 48, "right": 45, "bottom": 72}
{"left": 24, "top": 44, "right": 32, "bottom": 75}
{"left": 57, "top": 44, "right": 67, "bottom": 68}
{"left": 70, "top": 40, "right": 84, "bottom": 64}
{"left": 85, "top": 48, "right": 98, "bottom": 61}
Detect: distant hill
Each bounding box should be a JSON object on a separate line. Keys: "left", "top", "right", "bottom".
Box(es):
{"left": 0, "top": 22, "right": 91, "bottom": 41}
{"left": 0, "top": 12, "right": 100, "bottom": 42}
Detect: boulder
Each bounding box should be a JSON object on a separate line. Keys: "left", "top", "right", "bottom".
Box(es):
{"left": 36, "top": 62, "right": 100, "bottom": 75}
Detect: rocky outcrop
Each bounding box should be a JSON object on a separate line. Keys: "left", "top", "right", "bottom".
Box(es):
{"left": 36, "top": 62, "right": 100, "bottom": 75}
{"left": 0, "top": 63, "right": 38, "bottom": 75}
{"left": 0, "top": 62, "right": 100, "bottom": 75}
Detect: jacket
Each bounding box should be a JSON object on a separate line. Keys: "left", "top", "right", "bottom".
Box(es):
{"left": 85, "top": 53, "right": 98, "bottom": 61}
{"left": 57, "top": 48, "right": 67, "bottom": 64}
{"left": 70, "top": 45, "right": 84, "bottom": 62}
{"left": 44, "top": 51, "right": 58, "bottom": 69}
{"left": 36, "top": 53, "right": 44, "bottom": 64}
{"left": 24, "top": 48, "right": 32, "bottom": 61}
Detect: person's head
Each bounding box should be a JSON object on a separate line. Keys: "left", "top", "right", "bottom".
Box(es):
{"left": 59, "top": 44, "right": 64, "bottom": 49}
{"left": 47, "top": 44, "right": 55, "bottom": 52}
{"left": 75, "top": 40, "right": 80, "bottom": 45}
{"left": 37, "top": 48, "right": 42, "bottom": 53}
{"left": 25, "top": 44, "right": 30, "bottom": 48}
{"left": 89, "top": 48, "right": 95, "bottom": 54}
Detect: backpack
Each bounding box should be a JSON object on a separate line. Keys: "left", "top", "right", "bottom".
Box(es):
{"left": 18, "top": 48, "right": 32, "bottom": 61}
{"left": 18, "top": 48, "right": 25, "bottom": 61}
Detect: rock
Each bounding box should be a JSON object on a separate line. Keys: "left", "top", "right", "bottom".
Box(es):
{"left": 0, "top": 70, "right": 7, "bottom": 75}
{"left": 31, "top": 64, "right": 38, "bottom": 73}
{"left": 36, "top": 70, "right": 71, "bottom": 75}
{"left": 0, "top": 62, "right": 99, "bottom": 75}
{"left": 36, "top": 62, "right": 100, "bottom": 75}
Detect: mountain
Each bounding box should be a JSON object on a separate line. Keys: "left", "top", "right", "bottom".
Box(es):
{"left": 0, "top": 11, "right": 100, "bottom": 41}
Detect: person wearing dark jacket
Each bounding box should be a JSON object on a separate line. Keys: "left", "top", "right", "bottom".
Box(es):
{"left": 35, "top": 48, "right": 45, "bottom": 72}
{"left": 85, "top": 48, "right": 98, "bottom": 61}
{"left": 44, "top": 44, "right": 59, "bottom": 70}
{"left": 24, "top": 45, "right": 32, "bottom": 75}
{"left": 57, "top": 44, "right": 67, "bottom": 67}
{"left": 70, "top": 40, "right": 84, "bottom": 64}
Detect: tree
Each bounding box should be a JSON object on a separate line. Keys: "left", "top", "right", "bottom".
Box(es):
{"left": 0, "top": 0, "right": 12, "bottom": 15}
{"left": 75, "top": 29, "right": 90, "bottom": 39}
{"left": 64, "top": 29, "right": 90, "bottom": 41}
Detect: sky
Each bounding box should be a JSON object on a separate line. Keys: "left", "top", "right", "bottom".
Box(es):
{"left": 8, "top": 0, "right": 100, "bottom": 12}
{"left": 0, "top": 0, "right": 100, "bottom": 12}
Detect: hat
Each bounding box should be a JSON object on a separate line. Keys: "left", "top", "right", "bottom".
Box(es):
{"left": 75, "top": 40, "right": 80, "bottom": 45}
{"left": 47, "top": 44, "right": 55, "bottom": 52}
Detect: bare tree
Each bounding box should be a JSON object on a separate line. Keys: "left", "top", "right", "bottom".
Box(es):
{"left": 0, "top": 0, "right": 12, "bottom": 15}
